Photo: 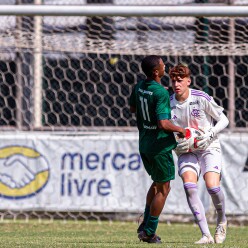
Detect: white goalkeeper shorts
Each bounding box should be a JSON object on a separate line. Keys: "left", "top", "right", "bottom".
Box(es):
{"left": 177, "top": 148, "right": 222, "bottom": 178}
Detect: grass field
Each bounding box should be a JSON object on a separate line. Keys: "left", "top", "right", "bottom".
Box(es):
{"left": 0, "top": 221, "right": 247, "bottom": 247}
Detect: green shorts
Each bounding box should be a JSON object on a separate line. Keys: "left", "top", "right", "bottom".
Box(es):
{"left": 140, "top": 151, "right": 175, "bottom": 183}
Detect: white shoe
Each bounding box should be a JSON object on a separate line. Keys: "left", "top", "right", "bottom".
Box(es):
{"left": 214, "top": 221, "right": 227, "bottom": 244}
{"left": 195, "top": 234, "right": 214, "bottom": 244}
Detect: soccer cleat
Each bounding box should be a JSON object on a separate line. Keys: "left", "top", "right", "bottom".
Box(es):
{"left": 195, "top": 234, "right": 214, "bottom": 244}
{"left": 138, "top": 230, "right": 162, "bottom": 244}
{"left": 214, "top": 221, "right": 227, "bottom": 244}
{"left": 137, "top": 221, "right": 161, "bottom": 240}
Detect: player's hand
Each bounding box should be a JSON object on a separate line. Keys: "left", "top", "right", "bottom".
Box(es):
{"left": 177, "top": 127, "right": 191, "bottom": 139}
{"left": 196, "top": 128, "right": 215, "bottom": 150}
{"left": 175, "top": 138, "right": 189, "bottom": 154}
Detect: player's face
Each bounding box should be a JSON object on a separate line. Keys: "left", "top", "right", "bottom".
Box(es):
{"left": 171, "top": 76, "right": 191, "bottom": 100}
{"left": 154, "top": 59, "right": 165, "bottom": 78}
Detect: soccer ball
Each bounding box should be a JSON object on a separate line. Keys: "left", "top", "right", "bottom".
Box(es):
{"left": 109, "top": 57, "right": 118, "bottom": 65}
{"left": 176, "top": 127, "right": 203, "bottom": 152}
{"left": 186, "top": 127, "right": 204, "bottom": 151}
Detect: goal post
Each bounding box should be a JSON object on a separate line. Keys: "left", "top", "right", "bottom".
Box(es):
{"left": 0, "top": 5, "right": 248, "bottom": 17}
{"left": 33, "top": 0, "right": 43, "bottom": 129}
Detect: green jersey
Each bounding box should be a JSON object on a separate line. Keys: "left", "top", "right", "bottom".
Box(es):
{"left": 129, "top": 80, "right": 177, "bottom": 154}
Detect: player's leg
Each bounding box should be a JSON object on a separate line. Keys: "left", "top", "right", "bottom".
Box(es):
{"left": 204, "top": 172, "right": 227, "bottom": 225}
{"left": 137, "top": 182, "right": 156, "bottom": 234}
{"left": 178, "top": 153, "right": 214, "bottom": 244}
{"left": 201, "top": 149, "right": 227, "bottom": 244}
{"left": 205, "top": 172, "right": 227, "bottom": 243}
{"left": 138, "top": 181, "right": 170, "bottom": 243}
{"left": 148, "top": 180, "right": 171, "bottom": 219}
{"left": 137, "top": 153, "right": 158, "bottom": 234}
{"left": 138, "top": 151, "right": 174, "bottom": 243}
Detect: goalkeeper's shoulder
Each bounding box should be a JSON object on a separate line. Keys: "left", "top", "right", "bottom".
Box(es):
{"left": 190, "top": 89, "right": 212, "bottom": 102}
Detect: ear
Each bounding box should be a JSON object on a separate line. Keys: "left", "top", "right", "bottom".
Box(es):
{"left": 187, "top": 78, "right": 191, "bottom": 86}
{"left": 154, "top": 69, "right": 159, "bottom": 76}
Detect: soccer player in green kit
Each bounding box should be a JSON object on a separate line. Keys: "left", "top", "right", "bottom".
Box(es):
{"left": 129, "top": 55, "right": 187, "bottom": 243}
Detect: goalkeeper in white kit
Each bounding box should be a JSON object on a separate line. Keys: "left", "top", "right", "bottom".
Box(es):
{"left": 169, "top": 63, "right": 229, "bottom": 244}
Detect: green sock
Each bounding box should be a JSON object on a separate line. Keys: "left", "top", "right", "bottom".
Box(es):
{"left": 144, "top": 215, "right": 159, "bottom": 236}
{"left": 143, "top": 205, "right": 150, "bottom": 224}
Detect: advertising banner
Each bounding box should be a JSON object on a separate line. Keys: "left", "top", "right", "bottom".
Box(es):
{"left": 0, "top": 132, "right": 247, "bottom": 215}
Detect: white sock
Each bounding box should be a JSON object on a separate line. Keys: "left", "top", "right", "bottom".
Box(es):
{"left": 208, "top": 186, "right": 227, "bottom": 224}
{"left": 184, "top": 182, "right": 211, "bottom": 236}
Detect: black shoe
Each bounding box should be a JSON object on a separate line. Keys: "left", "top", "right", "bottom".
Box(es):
{"left": 138, "top": 230, "right": 162, "bottom": 244}
{"left": 137, "top": 220, "right": 161, "bottom": 241}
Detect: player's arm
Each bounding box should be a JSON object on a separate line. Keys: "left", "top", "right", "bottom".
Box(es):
{"left": 158, "top": 119, "right": 186, "bottom": 138}
{"left": 203, "top": 94, "right": 229, "bottom": 133}
{"left": 159, "top": 119, "right": 191, "bottom": 154}
{"left": 197, "top": 113, "right": 229, "bottom": 150}
{"left": 211, "top": 112, "right": 229, "bottom": 135}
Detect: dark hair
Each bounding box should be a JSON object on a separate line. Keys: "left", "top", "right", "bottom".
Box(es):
{"left": 169, "top": 63, "right": 191, "bottom": 80}
{"left": 141, "top": 55, "right": 161, "bottom": 77}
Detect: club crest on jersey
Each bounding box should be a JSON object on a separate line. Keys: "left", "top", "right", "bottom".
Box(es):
{"left": 172, "top": 115, "right": 177, "bottom": 120}
{"left": 191, "top": 108, "right": 200, "bottom": 118}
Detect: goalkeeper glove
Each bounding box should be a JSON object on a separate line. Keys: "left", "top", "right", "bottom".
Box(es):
{"left": 196, "top": 128, "right": 215, "bottom": 150}
{"left": 175, "top": 138, "right": 189, "bottom": 155}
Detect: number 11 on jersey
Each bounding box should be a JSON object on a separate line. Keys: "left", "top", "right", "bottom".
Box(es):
{"left": 139, "top": 96, "right": 150, "bottom": 121}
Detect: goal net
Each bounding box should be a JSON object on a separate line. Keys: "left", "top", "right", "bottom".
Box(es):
{"left": 0, "top": 1, "right": 247, "bottom": 131}
{"left": 0, "top": 0, "right": 247, "bottom": 223}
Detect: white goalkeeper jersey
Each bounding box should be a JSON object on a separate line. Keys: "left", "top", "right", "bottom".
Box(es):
{"left": 170, "top": 89, "right": 224, "bottom": 149}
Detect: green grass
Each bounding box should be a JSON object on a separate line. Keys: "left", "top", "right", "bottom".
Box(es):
{"left": 0, "top": 221, "right": 247, "bottom": 247}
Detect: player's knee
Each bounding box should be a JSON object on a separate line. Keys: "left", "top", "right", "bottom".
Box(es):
{"left": 162, "top": 185, "right": 171, "bottom": 197}
{"left": 156, "top": 181, "right": 170, "bottom": 197}
{"left": 207, "top": 186, "right": 221, "bottom": 195}
{"left": 205, "top": 181, "right": 220, "bottom": 189}
{"left": 204, "top": 172, "right": 220, "bottom": 188}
